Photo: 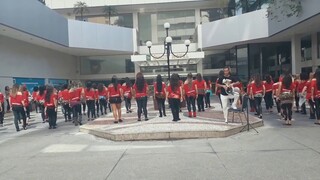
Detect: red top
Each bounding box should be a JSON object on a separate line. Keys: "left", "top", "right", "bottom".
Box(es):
{"left": 22, "top": 91, "right": 29, "bottom": 107}
{"left": 167, "top": 85, "right": 181, "bottom": 99}
{"left": 44, "top": 94, "right": 56, "bottom": 107}
{"left": 297, "top": 81, "right": 307, "bottom": 93}
{"left": 154, "top": 82, "right": 166, "bottom": 96}
{"left": 234, "top": 82, "right": 243, "bottom": 90}
{"left": 194, "top": 80, "right": 206, "bottom": 90}
{"left": 133, "top": 83, "right": 148, "bottom": 98}
{"left": 10, "top": 93, "right": 24, "bottom": 106}
{"left": 70, "top": 88, "right": 82, "bottom": 101}
{"left": 84, "top": 88, "right": 96, "bottom": 100}
{"left": 108, "top": 84, "right": 122, "bottom": 97}
{"left": 264, "top": 81, "right": 273, "bottom": 92}
{"left": 206, "top": 80, "right": 212, "bottom": 89}
{"left": 122, "top": 84, "right": 132, "bottom": 98}
{"left": 0, "top": 93, "right": 4, "bottom": 103}
{"left": 294, "top": 80, "right": 299, "bottom": 91}
{"left": 37, "top": 93, "right": 46, "bottom": 104}
{"left": 60, "top": 89, "right": 70, "bottom": 101}
{"left": 251, "top": 83, "right": 264, "bottom": 95}
{"left": 98, "top": 88, "right": 108, "bottom": 98}
{"left": 281, "top": 83, "right": 295, "bottom": 93}
{"left": 32, "top": 91, "right": 38, "bottom": 100}
{"left": 311, "top": 79, "right": 320, "bottom": 97}
{"left": 183, "top": 81, "right": 196, "bottom": 97}
{"left": 305, "top": 80, "right": 314, "bottom": 100}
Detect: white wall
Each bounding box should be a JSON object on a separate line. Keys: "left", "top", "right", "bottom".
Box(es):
{"left": 0, "top": 35, "right": 77, "bottom": 92}
{"left": 201, "top": 10, "right": 269, "bottom": 48}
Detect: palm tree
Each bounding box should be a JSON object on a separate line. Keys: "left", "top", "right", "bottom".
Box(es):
{"left": 73, "top": 1, "right": 89, "bottom": 21}
{"left": 103, "top": 6, "right": 118, "bottom": 25}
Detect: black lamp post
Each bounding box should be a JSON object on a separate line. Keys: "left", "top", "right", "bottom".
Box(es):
{"left": 146, "top": 22, "right": 190, "bottom": 79}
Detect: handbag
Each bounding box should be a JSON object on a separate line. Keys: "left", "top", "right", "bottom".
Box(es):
{"left": 279, "top": 92, "right": 294, "bottom": 102}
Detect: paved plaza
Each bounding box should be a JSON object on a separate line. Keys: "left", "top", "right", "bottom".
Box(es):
{"left": 1, "top": 98, "right": 320, "bottom": 180}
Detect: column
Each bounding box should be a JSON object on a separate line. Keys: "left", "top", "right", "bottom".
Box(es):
{"left": 197, "top": 59, "right": 203, "bottom": 74}
{"left": 291, "top": 35, "right": 301, "bottom": 74}
{"left": 134, "top": 63, "right": 140, "bottom": 74}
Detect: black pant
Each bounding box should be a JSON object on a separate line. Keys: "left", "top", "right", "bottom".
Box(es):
{"left": 33, "top": 100, "right": 38, "bottom": 113}
{"left": 12, "top": 106, "right": 26, "bottom": 131}
{"left": 274, "top": 98, "right": 281, "bottom": 113}
{"left": 25, "top": 105, "right": 30, "bottom": 119}
{"left": 186, "top": 96, "right": 196, "bottom": 112}
{"left": 6, "top": 99, "right": 10, "bottom": 112}
{"left": 170, "top": 98, "right": 180, "bottom": 121}
{"left": 249, "top": 98, "right": 256, "bottom": 110}
{"left": 308, "top": 99, "right": 316, "bottom": 118}
{"left": 156, "top": 97, "right": 166, "bottom": 117}
{"left": 63, "top": 103, "right": 72, "bottom": 121}
{"left": 197, "top": 94, "right": 205, "bottom": 111}
{"left": 39, "top": 104, "right": 45, "bottom": 121}
{"left": 295, "top": 94, "right": 299, "bottom": 111}
{"left": 81, "top": 102, "right": 86, "bottom": 114}
{"left": 314, "top": 98, "right": 320, "bottom": 120}
{"left": 124, "top": 97, "right": 131, "bottom": 112}
{"left": 281, "top": 103, "right": 293, "bottom": 121}
{"left": 99, "top": 99, "right": 107, "bottom": 115}
{"left": 254, "top": 97, "right": 262, "bottom": 116}
{"left": 264, "top": 91, "right": 273, "bottom": 110}
{"left": 72, "top": 103, "right": 82, "bottom": 125}
{"left": 86, "top": 100, "right": 96, "bottom": 119}
{"left": 205, "top": 92, "right": 211, "bottom": 108}
{"left": 136, "top": 96, "right": 148, "bottom": 120}
{"left": 47, "top": 107, "right": 57, "bottom": 127}
{"left": 96, "top": 101, "right": 100, "bottom": 116}
{"left": 0, "top": 103, "right": 4, "bottom": 124}
{"left": 301, "top": 101, "right": 307, "bottom": 114}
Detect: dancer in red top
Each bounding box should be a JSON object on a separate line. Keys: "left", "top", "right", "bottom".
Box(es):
{"left": 154, "top": 74, "right": 167, "bottom": 117}
{"left": 32, "top": 86, "right": 39, "bottom": 113}
{"left": 20, "top": 85, "right": 31, "bottom": 121}
{"left": 293, "top": 75, "right": 300, "bottom": 113}
{"left": 69, "top": 83, "right": 83, "bottom": 126}
{"left": 37, "top": 85, "right": 46, "bottom": 123}
{"left": 250, "top": 75, "right": 265, "bottom": 119}
{"left": 302, "top": 72, "right": 316, "bottom": 119}
{"left": 167, "top": 73, "right": 183, "bottom": 122}
{"left": 60, "top": 84, "right": 71, "bottom": 122}
{"left": 194, "top": 73, "right": 207, "bottom": 112}
{"left": 263, "top": 74, "right": 274, "bottom": 112}
{"left": 84, "top": 82, "right": 96, "bottom": 121}
{"left": 97, "top": 83, "right": 108, "bottom": 115}
{"left": 44, "top": 86, "right": 57, "bottom": 129}
{"left": 311, "top": 69, "right": 320, "bottom": 124}
{"left": 133, "top": 72, "right": 149, "bottom": 121}
{"left": 108, "top": 76, "right": 123, "bottom": 123}
{"left": 0, "top": 90, "right": 4, "bottom": 127}
{"left": 247, "top": 77, "right": 256, "bottom": 112}
{"left": 297, "top": 72, "right": 309, "bottom": 114}
{"left": 122, "top": 77, "right": 133, "bottom": 113}
{"left": 272, "top": 80, "right": 281, "bottom": 115}
{"left": 278, "top": 74, "right": 295, "bottom": 125}
{"left": 10, "top": 84, "right": 27, "bottom": 131}
{"left": 184, "top": 73, "right": 197, "bottom": 117}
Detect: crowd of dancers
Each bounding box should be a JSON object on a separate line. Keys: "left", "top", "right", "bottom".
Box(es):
{"left": 1, "top": 67, "right": 320, "bottom": 131}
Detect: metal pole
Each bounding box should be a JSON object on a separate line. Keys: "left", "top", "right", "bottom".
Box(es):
{"left": 167, "top": 43, "right": 171, "bottom": 79}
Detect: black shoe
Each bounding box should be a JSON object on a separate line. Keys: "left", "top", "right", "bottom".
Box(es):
{"left": 164, "top": 114, "right": 166, "bottom": 117}
{"left": 79, "top": 122, "right": 82, "bottom": 125}
{"left": 202, "top": 109, "right": 205, "bottom": 112}
{"left": 159, "top": 115, "right": 163, "bottom": 117}
{"left": 259, "top": 115, "right": 262, "bottom": 119}
{"left": 172, "top": 119, "right": 177, "bottom": 122}
{"left": 295, "top": 110, "right": 300, "bottom": 113}
{"left": 42, "top": 121, "right": 46, "bottom": 123}
{"left": 114, "top": 121, "right": 119, "bottom": 124}
{"left": 126, "top": 111, "right": 129, "bottom": 113}
{"left": 145, "top": 118, "right": 149, "bottom": 121}
{"left": 177, "top": 118, "right": 181, "bottom": 121}
{"left": 138, "top": 119, "right": 141, "bottom": 121}
{"left": 53, "top": 126, "right": 57, "bottom": 129}
{"left": 49, "top": 126, "right": 52, "bottom": 129}
{"left": 16, "top": 129, "right": 20, "bottom": 132}
{"left": 119, "top": 119, "right": 123, "bottom": 123}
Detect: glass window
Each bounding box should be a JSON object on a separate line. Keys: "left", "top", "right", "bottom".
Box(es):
{"left": 83, "top": 13, "right": 133, "bottom": 28}
{"left": 80, "top": 55, "right": 131, "bottom": 75}
{"left": 138, "top": 13, "right": 152, "bottom": 46}
{"left": 203, "top": 53, "right": 226, "bottom": 69}
{"left": 237, "top": 46, "right": 249, "bottom": 82}
{"left": 301, "top": 35, "right": 312, "bottom": 61}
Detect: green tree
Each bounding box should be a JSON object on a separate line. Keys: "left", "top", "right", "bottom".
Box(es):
{"left": 103, "top": 6, "right": 118, "bottom": 25}
{"left": 267, "top": 0, "right": 302, "bottom": 20}
{"left": 73, "top": 1, "right": 89, "bottom": 21}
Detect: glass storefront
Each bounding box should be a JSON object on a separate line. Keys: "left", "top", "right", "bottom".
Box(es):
{"left": 237, "top": 45, "right": 249, "bottom": 82}
{"left": 138, "top": 10, "right": 196, "bottom": 45}
{"left": 203, "top": 52, "right": 227, "bottom": 69}
{"left": 80, "top": 55, "right": 133, "bottom": 75}
{"left": 317, "top": 32, "right": 320, "bottom": 59}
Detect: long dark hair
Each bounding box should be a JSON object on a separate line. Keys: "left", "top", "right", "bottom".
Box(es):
{"left": 265, "top": 74, "right": 272, "bottom": 84}
{"left": 33, "top": 86, "right": 39, "bottom": 92}
{"left": 196, "top": 73, "right": 203, "bottom": 82}
{"left": 170, "top": 73, "right": 180, "bottom": 91}
{"left": 282, "top": 74, "right": 292, "bottom": 89}
{"left": 125, "top": 77, "right": 132, "bottom": 87}
{"left": 62, "top": 84, "right": 68, "bottom": 90}
{"left": 111, "top": 75, "right": 119, "bottom": 91}
{"left": 86, "top": 81, "right": 92, "bottom": 91}
{"left": 315, "top": 69, "right": 320, "bottom": 90}
{"left": 300, "top": 72, "right": 309, "bottom": 81}
{"left": 187, "top": 73, "right": 193, "bottom": 88}
{"left": 45, "top": 86, "right": 54, "bottom": 103}
{"left": 255, "top": 75, "right": 262, "bottom": 87}
{"left": 156, "top": 74, "right": 163, "bottom": 92}
{"left": 97, "top": 83, "right": 104, "bottom": 92}
{"left": 39, "top": 85, "right": 46, "bottom": 96}
{"left": 136, "top": 72, "right": 145, "bottom": 92}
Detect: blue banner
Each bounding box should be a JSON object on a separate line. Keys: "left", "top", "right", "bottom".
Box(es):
{"left": 49, "top": 79, "right": 68, "bottom": 89}
{"left": 13, "top": 77, "right": 45, "bottom": 92}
